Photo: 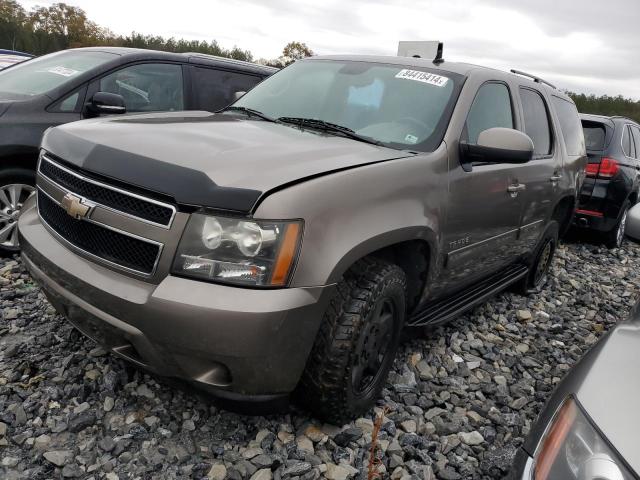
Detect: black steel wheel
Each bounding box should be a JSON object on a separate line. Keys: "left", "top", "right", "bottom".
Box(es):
{"left": 515, "top": 220, "right": 558, "bottom": 295}
{"left": 296, "top": 257, "right": 406, "bottom": 424}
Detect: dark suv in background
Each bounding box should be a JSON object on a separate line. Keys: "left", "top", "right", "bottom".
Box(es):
{"left": 574, "top": 114, "right": 640, "bottom": 248}
{"left": 0, "top": 47, "right": 276, "bottom": 251}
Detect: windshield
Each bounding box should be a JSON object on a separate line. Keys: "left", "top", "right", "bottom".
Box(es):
{"left": 234, "top": 59, "right": 463, "bottom": 151}
{"left": 0, "top": 50, "right": 117, "bottom": 96}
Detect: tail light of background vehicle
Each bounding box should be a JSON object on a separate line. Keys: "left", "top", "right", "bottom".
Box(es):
{"left": 585, "top": 157, "right": 619, "bottom": 178}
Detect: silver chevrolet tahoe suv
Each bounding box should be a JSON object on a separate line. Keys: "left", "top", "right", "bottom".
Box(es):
{"left": 19, "top": 54, "right": 586, "bottom": 423}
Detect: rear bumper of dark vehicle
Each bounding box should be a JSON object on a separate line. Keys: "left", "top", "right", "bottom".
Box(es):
{"left": 574, "top": 176, "right": 629, "bottom": 232}
{"left": 19, "top": 203, "right": 334, "bottom": 404}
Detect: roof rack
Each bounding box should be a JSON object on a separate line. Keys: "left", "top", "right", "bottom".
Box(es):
{"left": 510, "top": 69, "right": 556, "bottom": 89}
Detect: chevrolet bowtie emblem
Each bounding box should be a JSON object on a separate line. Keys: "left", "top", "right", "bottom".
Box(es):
{"left": 61, "top": 193, "right": 91, "bottom": 219}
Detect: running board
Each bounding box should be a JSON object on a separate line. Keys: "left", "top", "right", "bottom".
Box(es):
{"left": 408, "top": 264, "right": 528, "bottom": 327}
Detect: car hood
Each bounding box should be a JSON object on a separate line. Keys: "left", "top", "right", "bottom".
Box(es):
{"left": 574, "top": 311, "right": 640, "bottom": 475}
{"left": 0, "top": 99, "right": 13, "bottom": 117}
{"left": 41, "top": 111, "right": 410, "bottom": 212}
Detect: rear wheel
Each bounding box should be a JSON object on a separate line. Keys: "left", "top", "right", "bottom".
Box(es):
{"left": 515, "top": 221, "right": 558, "bottom": 295}
{"left": 603, "top": 202, "right": 629, "bottom": 249}
{"left": 296, "top": 257, "right": 406, "bottom": 424}
{"left": 0, "top": 168, "right": 36, "bottom": 252}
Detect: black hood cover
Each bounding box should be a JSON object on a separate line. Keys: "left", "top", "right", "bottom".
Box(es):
{"left": 41, "top": 111, "right": 408, "bottom": 212}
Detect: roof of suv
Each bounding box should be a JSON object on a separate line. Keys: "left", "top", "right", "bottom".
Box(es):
{"left": 68, "top": 47, "right": 278, "bottom": 76}
{"left": 580, "top": 113, "right": 638, "bottom": 127}
{"left": 309, "top": 54, "right": 575, "bottom": 103}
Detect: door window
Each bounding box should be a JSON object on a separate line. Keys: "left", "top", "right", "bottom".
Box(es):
{"left": 192, "top": 67, "right": 263, "bottom": 111}
{"left": 98, "top": 63, "right": 184, "bottom": 112}
{"left": 519, "top": 88, "right": 552, "bottom": 157}
{"left": 465, "top": 83, "right": 513, "bottom": 144}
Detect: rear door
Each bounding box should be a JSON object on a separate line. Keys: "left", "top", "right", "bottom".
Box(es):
{"left": 189, "top": 67, "right": 264, "bottom": 112}
{"left": 511, "top": 87, "right": 562, "bottom": 253}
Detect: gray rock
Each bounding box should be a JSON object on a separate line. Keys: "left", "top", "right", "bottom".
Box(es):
{"left": 43, "top": 450, "right": 73, "bottom": 467}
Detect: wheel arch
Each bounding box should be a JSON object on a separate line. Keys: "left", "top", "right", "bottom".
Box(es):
{"left": 551, "top": 195, "right": 575, "bottom": 238}
{"left": 326, "top": 227, "right": 437, "bottom": 312}
{"left": 0, "top": 150, "right": 39, "bottom": 172}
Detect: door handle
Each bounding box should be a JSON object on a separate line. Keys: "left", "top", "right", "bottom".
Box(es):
{"left": 507, "top": 183, "right": 526, "bottom": 197}
{"left": 508, "top": 183, "right": 526, "bottom": 192}
{"left": 550, "top": 174, "right": 562, "bottom": 183}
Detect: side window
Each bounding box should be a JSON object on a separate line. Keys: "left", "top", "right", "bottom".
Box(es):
{"left": 98, "top": 63, "right": 184, "bottom": 112}
{"left": 464, "top": 83, "right": 513, "bottom": 144}
{"left": 48, "top": 88, "right": 83, "bottom": 113}
{"left": 192, "top": 67, "right": 263, "bottom": 112}
{"left": 551, "top": 96, "right": 584, "bottom": 156}
{"left": 519, "top": 88, "right": 552, "bottom": 157}
{"left": 58, "top": 92, "right": 80, "bottom": 112}
{"left": 631, "top": 126, "right": 640, "bottom": 159}
{"left": 622, "top": 126, "right": 632, "bottom": 157}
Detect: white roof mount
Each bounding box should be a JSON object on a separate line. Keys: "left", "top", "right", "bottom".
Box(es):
{"left": 397, "top": 41, "right": 444, "bottom": 64}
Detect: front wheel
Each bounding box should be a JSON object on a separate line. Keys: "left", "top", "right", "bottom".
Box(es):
{"left": 296, "top": 258, "right": 407, "bottom": 424}
{"left": 0, "top": 168, "right": 36, "bottom": 252}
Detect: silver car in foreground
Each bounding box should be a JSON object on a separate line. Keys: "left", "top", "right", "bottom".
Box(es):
{"left": 510, "top": 301, "right": 640, "bottom": 479}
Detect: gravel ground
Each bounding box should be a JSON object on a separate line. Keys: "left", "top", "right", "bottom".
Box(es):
{"left": 1, "top": 239, "right": 639, "bottom": 480}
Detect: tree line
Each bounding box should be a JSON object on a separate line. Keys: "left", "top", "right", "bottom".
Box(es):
{"left": 567, "top": 92, "right": 640, "bottom": 123}
{"left": 1, "top": 0, "right": 638, "bottom": 120}
{"left": 0, "top": 0, "right": 312, "bottom": 65}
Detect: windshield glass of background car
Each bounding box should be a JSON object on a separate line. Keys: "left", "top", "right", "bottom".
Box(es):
{"left": 0, "top": 50, "right": 117, "bottom": 96}
{"left": 234, "top": 60, "right": 461, "bottom": 151}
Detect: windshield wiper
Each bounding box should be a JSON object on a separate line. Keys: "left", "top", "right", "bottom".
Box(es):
{"left": 222, "top": 106, "right": 277, "bottom": 122}
{"left": 277, "top": 117, "right": 383, "bottom": 146}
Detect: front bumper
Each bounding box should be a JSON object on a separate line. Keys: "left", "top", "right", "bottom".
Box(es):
{"left": 19, "top": 203, "right": 334, "bottom": 401}
{"left": 509, "top": 448, "right": 534, "bottom": 479}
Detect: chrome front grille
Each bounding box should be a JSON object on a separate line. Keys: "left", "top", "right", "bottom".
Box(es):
{"left": 36, "top": 155, "right": 171, "bottom": 277}
{"left": 38, "top": 155, "right": 175, "bottom": 228}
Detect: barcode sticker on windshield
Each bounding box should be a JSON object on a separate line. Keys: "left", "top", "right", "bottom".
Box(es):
{"left": 395, "top": 69, "right": 449, "bottom": 87}
{"left": 46, "top": 66, "right": 79, "bottom": 77}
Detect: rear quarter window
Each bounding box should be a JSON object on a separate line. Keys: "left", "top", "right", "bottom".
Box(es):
{"left": 552, "top": 96, "right": 585, "bottom": 156}
{"left": 582, "top": 121, "right": 606, "bottom": 151}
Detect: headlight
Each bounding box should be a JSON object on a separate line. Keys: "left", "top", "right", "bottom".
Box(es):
{"left": 171, "top": 213, "right": 302, "bottom": 287}
{"left": 532, "top": 397, "right": 634, "bottom": 480}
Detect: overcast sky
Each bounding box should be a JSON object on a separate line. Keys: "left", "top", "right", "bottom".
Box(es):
{"left": 21, "top": 0, "right": 640, "bottom": 98}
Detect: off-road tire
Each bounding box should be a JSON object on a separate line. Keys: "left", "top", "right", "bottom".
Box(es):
{"left": 296, "top": 257, "right": 407, "bottom": 424}
{"left": 603, "top": 201, "right": 629, "bottom": 249}
{"left": 514, "top": 220, "right": 559, "bottom": 295}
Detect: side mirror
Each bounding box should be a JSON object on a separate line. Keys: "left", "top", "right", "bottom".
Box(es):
{"left": 233, "top": 91, "right": 247, "bottom": 102}
{"left": 460, "top": 127, "right": 534, "bottom": 164}
{"left": 86, "top": 92, "right": 126, "bottom": 115}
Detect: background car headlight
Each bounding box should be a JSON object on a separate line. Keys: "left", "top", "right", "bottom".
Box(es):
{"left": 172, "top": 213, "right": 302, "bottom": 287}
{"left": 532, "top": 397, "right": 634, "bottom": 480}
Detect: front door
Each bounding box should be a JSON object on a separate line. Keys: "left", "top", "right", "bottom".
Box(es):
{"left": 437, "top": 82, "right": 524, "bottom": 295}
